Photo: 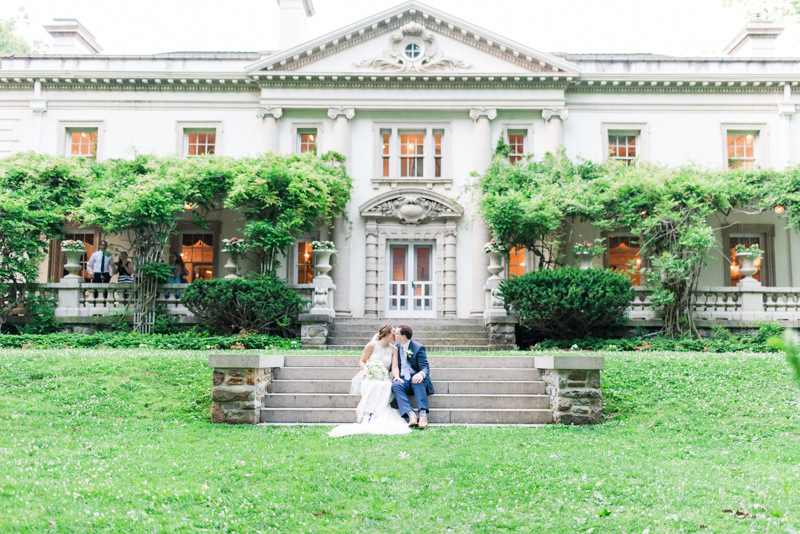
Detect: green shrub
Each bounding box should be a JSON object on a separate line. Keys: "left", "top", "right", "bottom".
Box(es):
{"left": 180, "top": 275, "right": 306, "bottom": 335}
{"left": 500, "top": 268, "right": 633, "bottom": 340}
{"left": 0, "top": 332, "right": 299, "bottom": 350}
{"left": 19, "top": 290, "right": 59, "bottom": 334}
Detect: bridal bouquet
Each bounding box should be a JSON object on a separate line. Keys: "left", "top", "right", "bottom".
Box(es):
{"left": 365, "top": 359, "right": 388, "bottom": 381}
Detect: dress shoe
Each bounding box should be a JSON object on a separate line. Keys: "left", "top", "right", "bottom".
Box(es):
{"left": 418, "top": 412, "right": 428, "bottom": 429}
{"left": 407, "top": 413, "right": 418, "bottom": 427}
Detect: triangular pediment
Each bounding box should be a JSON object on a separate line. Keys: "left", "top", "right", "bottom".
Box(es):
{"left": 245, "top": 1, "right": 580, "bottom": 76}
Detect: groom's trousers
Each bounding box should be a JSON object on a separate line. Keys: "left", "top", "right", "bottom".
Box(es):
{"left": 392, "top": 377, "right": 429, "bottom": 417}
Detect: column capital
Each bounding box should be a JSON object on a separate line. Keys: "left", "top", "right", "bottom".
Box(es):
{"left": 328, "top": 106, "right": 355, "bottom": 120}
{"left": 469, "top": 107, "right": 497, "bottom": 121}
{"left": 542, "top": 108, "right": 569, "bottom": 121}
{"left": 256, "top": 106, "right": 283, "bottom": 119}
{"left": 779, "top": 102, "right": 796, "bottom": 117}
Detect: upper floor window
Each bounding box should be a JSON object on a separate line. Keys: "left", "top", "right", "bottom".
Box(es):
{"left": 508, "top": 247, "right": 525, "bottom": 278}
{"left": 382, "top": 132, "right": 391, "bottom": 178}
{"left": 298, "top": 129, "right": 317, "bottom": 154}
{"left": 400, "top": 133, "right": 425, "bottom": 177}
{"left": 727, "top": 133, "right": 756, "bottom": 169}
{"left": 607, "top": 234, "right": 642, "bottom": 285}
{"left": 608, "top": 134, "right": 637, "bottom": 165}
{"left": 67, "top": 129, "right": 97, "bottom": 158}
{"left": 185, "top": 130, "right": 216, "bottom": 157}
{"left": 374, "top": 124, "right": 450, "bottom": 186}
{"left": 507, "top": 130, "right": 527, "bottom": 164}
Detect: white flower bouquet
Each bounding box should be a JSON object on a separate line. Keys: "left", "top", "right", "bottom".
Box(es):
{"left": 311, "top": 240, "right": 336, "bottom": 252}
{"left": 365, "top": 359, "right": 388, "bottom": 381}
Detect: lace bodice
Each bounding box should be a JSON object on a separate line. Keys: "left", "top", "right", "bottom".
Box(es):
{"left": 369, "top": 343, "right": 393, "bottom": 373}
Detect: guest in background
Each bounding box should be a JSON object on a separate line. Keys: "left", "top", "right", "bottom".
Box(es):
{"left": 86, "top": 240, "right": 113, "bottom": 283}
{"left": 166, "top": 253, "right": 189, "bottom": 299}
{"left": 115, "top": 252, "right": 134, "bottom": 284}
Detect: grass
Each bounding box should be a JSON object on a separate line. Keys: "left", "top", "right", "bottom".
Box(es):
{"left": 0, "top": 348, "right": 799, "bottom": 533}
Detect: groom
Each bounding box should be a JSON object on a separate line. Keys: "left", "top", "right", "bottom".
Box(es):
{"left": 392, "top": 325, "right": 434, "bottom": 429}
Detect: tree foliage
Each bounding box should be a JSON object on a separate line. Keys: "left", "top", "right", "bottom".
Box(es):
{"left": 0, "top": 153, "right": 89, "bottom": 324}
{"left": 478, "top": 151, "right": 793, "bottom": 337}
{"left": 226, "top": 151, "right": 352, "bottom": 274}
{"left": 0, "top": 7, "right": 45, "bottom": 55}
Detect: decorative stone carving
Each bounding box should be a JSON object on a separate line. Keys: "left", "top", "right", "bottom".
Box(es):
{"left": 256, "top": 106, "right": 283, "bottom": 119}
{"left": 354, "top": 21, "right": 471, "bottom": 73}
{"left": 542, "top": 108, "right": 570, "bottom": 121}
{"left": 365, "top": 194, "right": 456, "bottom": 225}
{"left": 469, "top": 107, "right": 498, "bottom": 121}
{"left": 313, "top": 286, "right": 329, "bottom": 307}
{"left": 327, "top": 107, "right": 355, "bottom": 120}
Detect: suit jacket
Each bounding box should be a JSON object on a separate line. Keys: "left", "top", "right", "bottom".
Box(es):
{"left": 396, "top": 339, "right": 434, "bottom": 395}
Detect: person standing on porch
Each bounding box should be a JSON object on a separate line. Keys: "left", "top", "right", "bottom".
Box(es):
{"left": 86, "top": 241, "right": 113, "bottom": 283}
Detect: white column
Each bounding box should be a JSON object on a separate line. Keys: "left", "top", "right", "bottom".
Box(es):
{"left": 364, "top": 219, "right": 379, "bottom": 317}
{"left": 469, "top": 107, "right": 497, "bottom": 316}
{"left": 444, "top": 222, "right": 458, "bottom": 316}
{"left": 256, "top": 106, "right": 282, "bottom": 154}
{"left": 542, "top": 108, "right": 569, "bottom": 154}
{"left": 328, "top": 106, "right": 356, "bottom": 317}
{"left": 780, "top": 84, "right": 795, "bottom": 168}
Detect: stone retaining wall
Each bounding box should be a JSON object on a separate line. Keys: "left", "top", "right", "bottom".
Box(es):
{"left": 534, "top": 356, "right": 605, "bottom": 425}
{"left": 208, "top": 354, "right": 284, "bottom": 425}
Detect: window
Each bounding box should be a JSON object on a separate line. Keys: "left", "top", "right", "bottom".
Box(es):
{"left": 400, "top": 133, "right": 424, "bottom": 177}
{"left": 297, "top": 242, "right": 314, "bottom": 284}
{"left": 298, "top": 129, "right": 317, "bottom": 153}
{"left": 508, "top": 247, "right": 525, "bottom": 278}
{"left": 61, "top": 232, "right": 95, "bottom": 281}
{"left": 67, "top": 130, "right": 97, "bottom": 158}
{"left": 382, "top": 132, "right": 391, "bottom": 178}
{"left": 434, "top": 131, "right": 443, "bottom": 177}
{"left": 607, "top": 235, "right": 642, "bottom": 285}
{"left": 608, "top": 134, "right": 637, "bottom": 165}
{"left": 508, "top": 131, "right": 526, "bottom": 164}
{"left": 404, "top": 42, "right": 421, "bottom": 59}
{"left": 729, "top": 235, "right": 764, "bottom": 285}
{"left": 180, "top": 233, "right": 214, "bottom": 282}
{"left": 185, "top": 131, "right": 216, "bottom": 157}
{"left": 727, "top": 133, "right": 756, "bottom": 169}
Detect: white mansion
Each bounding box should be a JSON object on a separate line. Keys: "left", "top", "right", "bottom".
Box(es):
{"left": 3, "top": 1, "right": 800, "bottom": 327}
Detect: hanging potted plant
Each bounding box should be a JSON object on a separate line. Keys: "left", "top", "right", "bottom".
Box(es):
{"left": 221, "top": 237, "right": 247, "bottom": 279}
{"left": 60, "top": 240, "right": 86, "bottom": 280}
{"left": 483, "top": 238, "right": 506, "bottom": 280}
{"left": 311, "top": 240, "right": 337, "bottom": 280}
{"left": 734, "top": 243, "right": 763, "bottom": 285}
{"left": 573, "top": 240, "right": 604, "bottom": 270}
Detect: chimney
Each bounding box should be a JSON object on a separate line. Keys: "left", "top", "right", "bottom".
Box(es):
{"left": 724, "top": 15, "right": 784, "bottom": 57}
{"left": 43, "top": 18, "right": 103, "bottom": 55}
{"left": 276, "top": 0, "right": 315, "bottom": 51}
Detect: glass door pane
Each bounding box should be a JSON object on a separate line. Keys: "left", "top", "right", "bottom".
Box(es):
{"left": 413, "top": 245, "right": 433, "bottom": 312}
{"left": 389, "top": 246, "right": 409, "bottom": 311}
{"left": 730, "top": 235, "right": 764, "bottom": 286}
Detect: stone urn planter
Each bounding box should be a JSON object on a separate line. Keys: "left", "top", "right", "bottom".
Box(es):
{"left": 735, "top": 252, "right": 760, "bottom": 286}
{"left": 486, "top": 250, "right": 504, "bottom": 280}
{"left": 313, "top": 249, "right": 335, "bottom": 281}
{"left": 221, "top": 250, "right": 240, "bottom": 279}
{"left": 63, "top": 249, "right": 86, "bottom": 280}
{"left": 575, "top": 251, "right": 595, "bottom": 270}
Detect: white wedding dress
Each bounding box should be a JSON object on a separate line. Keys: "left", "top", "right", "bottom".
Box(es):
{"left": 328, "top": 342, "right": 412, "bottom": 437}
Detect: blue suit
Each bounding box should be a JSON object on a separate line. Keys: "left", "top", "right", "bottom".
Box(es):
{"left": 391, "top": 339, "right": 434, "bottom": 417}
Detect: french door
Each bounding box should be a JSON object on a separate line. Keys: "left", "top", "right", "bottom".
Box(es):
{"left": 386, "top": 243, "right": 435, "bottom": 318}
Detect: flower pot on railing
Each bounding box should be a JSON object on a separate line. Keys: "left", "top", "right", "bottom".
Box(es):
{"left": 735, "top": 252, "right": 760, "bottom": 287}
{"left": 63, "top": 249, "right": 86, "bottom": 280}
{"left": 575, "top": 251, "right": 595, "bottom": 270}
{"left": 221, "top": 249, "right": 240, "bottom": 279}
{"left": 313, "top": 249, "right": 335, "bottom": 281}
{"left": 486, "top": 250, "right": 504, "bottom": 280}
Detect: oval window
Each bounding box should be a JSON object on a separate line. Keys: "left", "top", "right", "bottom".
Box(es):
{"left": 404, "top": 42, "right": 421, "bottom": 60}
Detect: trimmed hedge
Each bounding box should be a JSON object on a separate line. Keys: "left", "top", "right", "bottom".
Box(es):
{"left": 0, "top": 332, "right": 300, "bottom": 350}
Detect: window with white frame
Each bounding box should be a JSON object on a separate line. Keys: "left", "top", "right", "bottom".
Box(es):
{"left": 185, "top": 130, "right": 216, "bottom": 157}
{"left": 296, "top": 242, "right": 314, "bottom": 284}
{"left": 374, "top": 124, "right": 451, "bottom": 185}
{"left": 400, "top": 133, "right": 425, "bottom": 177}
{"left": 507, "top": 130, "right": 527, "bottom": 164}
{"left": 298, "top": 128, "right": 317, "bottom": 154}
{"left": 608, "top": 132, "right": 638, "bottom": 165}
{"left": 66, "top": 129, "right": 98, "bottom": 158}
{"left": 381, "top": 131, "right": 391, "bottom": 178}
{"left": 434, "top": 131, "right": 443, "bottom": 177}
{"left": 727, "top": 132, "right": 757, "bottom": 169}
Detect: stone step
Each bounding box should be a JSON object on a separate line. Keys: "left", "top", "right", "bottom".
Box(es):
{"left": 328, "top": 325, "right": 490, "bottom": 333}
{"left": 332, "top": 319, "right": 485, "bottom": 325}
{"left": 325, "top": 345, "right": 494, "bottom": 352}
{"left": 274, "top": 367, "right": 542, "bottom": 381}
{"left": 271, "top": 380, "right": 546, "bottom": 395}
{"left": 326, "top": 337, "right": 490, "bottom": 344}
{"left": 284, "top": 355, "right": 536, "bottom": 368}
{"left": 261, "top": 408, "right": 553, "bottom": 425}
{"left": 264, "top": 393, "right": 550, "bottom": 409}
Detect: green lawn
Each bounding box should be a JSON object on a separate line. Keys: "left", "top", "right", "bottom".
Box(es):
{"left": 0, "top": 348, "right": 798, "bottom": 533}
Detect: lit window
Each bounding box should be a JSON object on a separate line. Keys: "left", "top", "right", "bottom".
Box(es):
{"left": 297, "top": 242, "right": 314, "bottom": 284}
{"left": 608, "top": 235, "right": 641, "bottom": 285}
{"left": 298, "top": 129, "right": 317, "bottom": 153}
{"left": 608, "top": 135, "right": 637, "bottom": 165}
{"left": 508, "top": 247, "right": 525, "bottom": 278}
{"left": 68, "top": 130, "right": 97, "bottom": 157}
{"left": 186, "top": 131, "right": 216, "bottom": 157}
{"left": 400, "top": 133, "right": 424, "bottom": 178}
{"left": 382, "top": 132, "right": 390, "bottom": 178}
{"left": 508, "top": 131, "right": 526, "bottom": 164}
{"left": 727, "top": 133, "right": 756, "bottom": 169}
{"left": 181, "top": 233, "right": 214, "bottom": 282}
{"left": 434, "top": 131, "right": 443, "bottom": 178}
{"left": 729, "top": 235, "right": 763, "bottom": 286}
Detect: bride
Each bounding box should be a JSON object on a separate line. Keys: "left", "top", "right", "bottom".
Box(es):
{"left": 328, "top": 324, "right": 412, "bottom": 437}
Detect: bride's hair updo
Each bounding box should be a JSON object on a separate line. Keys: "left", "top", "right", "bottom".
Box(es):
{"left": 376, "top": 324, "right": 394, "bottom": 341}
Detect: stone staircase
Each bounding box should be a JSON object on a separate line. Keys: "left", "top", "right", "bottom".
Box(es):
{"left": 261, "top": 354, "right": 553, "bottom": 425}
{"left": 325, "top": 318, "right": 493, "bottom": 351}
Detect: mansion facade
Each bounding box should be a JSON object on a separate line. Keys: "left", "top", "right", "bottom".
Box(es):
{"left": 3, "top": 1, "right": 800, "bottom": 322}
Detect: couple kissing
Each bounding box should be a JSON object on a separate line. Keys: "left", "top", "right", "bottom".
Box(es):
{"left": 329, "top": 324, "right": 433, "bottom": 437}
